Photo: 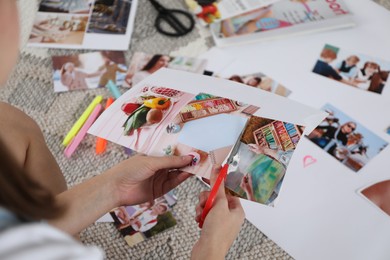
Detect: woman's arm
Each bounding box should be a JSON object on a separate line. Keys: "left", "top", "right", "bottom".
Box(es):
{"left": 49, "top": 155, "right": 192, "bottom": 235}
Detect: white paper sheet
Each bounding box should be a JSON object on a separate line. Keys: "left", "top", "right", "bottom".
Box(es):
{"left": 211, "top": 0, "right": 390, "bottom": 259}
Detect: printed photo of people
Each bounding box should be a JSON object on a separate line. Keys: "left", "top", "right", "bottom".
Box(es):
{"left": 225, "top": 72, "right": 292, "bottom": 97}
{"left": 308, "top": 103, "right": 388, "bottom": 172}
{"left": 52, "top": 51, "right": 127, "bottom": 92}
{"left": 39, "top": 0, "right": 93, "bottom": 14}
{"left": 312, "top": 44, "right": 390, "bottom": 94}
{"left": 110, "top": 194, "right": 177, "bottom": 247}
{"left": 87, "top": 0, "right": 133, "bottom": 34}
{"left": 123, "top": 52, "right": 207, "bottom": 88}
{"left": 28, "top": 12, "right": 89, "bottom": 45}
{"left": 225, "top": 115, "right": 303, "bottom": 205}
{"left": 360, "top": 180, "right": 390, "bottom": 217}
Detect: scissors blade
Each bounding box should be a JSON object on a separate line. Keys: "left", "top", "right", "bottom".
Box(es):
{"left": 226, "top": 119, "right": 250, "bottom": 165}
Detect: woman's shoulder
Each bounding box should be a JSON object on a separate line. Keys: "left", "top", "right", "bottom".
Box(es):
{"left": 0, "top": 223, "right": 104, "bottom": 260}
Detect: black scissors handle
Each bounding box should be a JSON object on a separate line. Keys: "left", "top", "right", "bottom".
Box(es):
{"left": 149, "top": 0, "right": 195, "bottom": 37}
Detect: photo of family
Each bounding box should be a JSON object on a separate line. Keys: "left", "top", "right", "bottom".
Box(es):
{"left": 123, "top": 52, "right": 207, "bottom": 88}
{"left": 39, "top": 0, "right": 93, "bottom": 14}
{"left": 313, "top": 44, "right": 390, "bottom": 94}
{"left": 225, "top": 72, "right": 292, "bottom": 97}
{"left": 225, "top": 115, "right": 303, "bottom": 205}
{"left": 359, "top": 180, "right": 390, "bottom": 218}
{"left": 308, "top": 104, "right": 388, "bottom": 172}
{"left": 87, "top": 0, "right": 133, "bottom": 34}
{"left": 28, "top": 12, "right": 89, "bottom": 45}
{"left": 110, "top": 194, "right": 177, "bottom": 247}
{"left": 52, "top": 51, "right": 127, "bottom": 92}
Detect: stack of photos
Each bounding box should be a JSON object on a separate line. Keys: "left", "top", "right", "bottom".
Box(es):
{"left": 308, "top": 104, "right": 388, "bottom": 172}
{"left": 225, "top": 115, "right": 304, "bottom": 206}
{"left": 110, "top": 193, "right": 177, "bottom": 247}
{"left": 313, "top": 44, "right": 390, "bottom": 94}
{"left": 123, "top": 52, "right": 208, "bottom": 88}
{"left": 28, "top": 0, "right": 137, "bottom": 49}
{"left": 224, "top": 72, "right": 292, "bottom": 97}
{"left": 52, "top": 51, "right": 127, "bottom": 92}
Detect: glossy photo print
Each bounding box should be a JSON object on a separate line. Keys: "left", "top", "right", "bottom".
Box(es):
{"left": 225, "top": 115, "right": 304, "bottom": 206}
{"left": 359, "top": 180, "right": 390, "bottom": 218}
{"left": 38, "top": 0, "right": 93, "bottom": 14}
{"left": 87, "top": 0, "right": 133, "bottom": 34}
{"left": 224, "top": 72, "right": 292, "bottom": 97}
{"left": 312, "top": 44, "right": 390, "bottom": 94}
{"left": 52, "top": 51, "right": 127, "bottom": 92}
{"left": 111, "top": 194, "right": 177, "bottom": 247}
{"left": 28, "top": 12, "right": 89, "bottom": 45}
{"left": 123, "top": 52, "right": 207, "bottom": 88}
{"left": 307, "top": 103, "right": 388, "bottom": 172}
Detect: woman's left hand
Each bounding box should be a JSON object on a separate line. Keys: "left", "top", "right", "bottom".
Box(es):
{"left": 108, "top": 154, "right": 193, "bottom": 206}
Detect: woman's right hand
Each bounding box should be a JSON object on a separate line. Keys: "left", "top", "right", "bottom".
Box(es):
{"left": 192, "top": 166, "right": 245, "bottom": 260}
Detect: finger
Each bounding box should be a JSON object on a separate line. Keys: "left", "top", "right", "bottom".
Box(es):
{"left": 227, "top": 195, "right": 245, "bottom": 220}
{"left": 210, "top": 165, "right": 227, "bottom": 201}
{"left": 148, "top": 155, "right": 193, "bottom": 171}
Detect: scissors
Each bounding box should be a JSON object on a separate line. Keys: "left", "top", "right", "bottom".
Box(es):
{"left": 149, "top": 0, "right": 195, "bottom": 37}
{"left": 198, "top": 123, "right": 246, "bottom": 228}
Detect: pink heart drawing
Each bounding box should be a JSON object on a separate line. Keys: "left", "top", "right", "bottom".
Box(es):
{"left": 303, "top": 155, "right": 317, "bottom": 168}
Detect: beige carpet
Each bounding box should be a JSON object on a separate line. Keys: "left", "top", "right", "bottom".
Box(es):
{"left": 2, "top": 0, "right": 389, "bottom": 259}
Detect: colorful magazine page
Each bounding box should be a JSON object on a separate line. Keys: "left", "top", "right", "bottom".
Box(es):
{"left": 312, "top": 44, "right": 390, "bottom": 95}
{"left": 110, "top": 194, "right": 177, "bottom": 247}
{"left": 210, "top": 0, "right": 355, "bottom": 46}
{"left": 123, "top": 52, "right": 208, "bottom": 88}
{"left": 185, "top": 0, "right": 281, "bottom": 25}
{"left": 225, "top": 115, "right": 304, "bottom": 206}
{"left": 28, "top": 0, "right": 138, "bottom": 50}
{"left": 358, "top": 180, "right": 390, "bottom": 218}
{"left": 88, "top": 68, "right": 327, "bottom": 179}
{"left": 52, "top": 51, "right": 127, "bottom": 92}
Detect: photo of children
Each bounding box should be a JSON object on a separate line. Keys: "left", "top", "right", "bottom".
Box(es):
{"left": 87, "top": 0, "right": 134, "bottom": 34}
{"left": 312, "top": 44, "right": 390, "bottom": 94}
{"left": 123, "top": 52, "right": 207, "bottom": 88}
{"left": 39, "top": 0, "right": 93, "bottom": 14}
{"left": 110, "top": 194, "right": 177, "bottom": 247}
{"left": 224, "top": 115, "right": 303, "bottom": 205}
{"left": 360, "top": 180, "right": 390, "bottom": 217}
{"left": 225, "top": 72, "right": 292, "bottom": 97}
{"left": 28, "top": 12, "right": 89, "bottom": 45}
{"left": 308, "top": 104, "right": 388, "bottom": 172}
{"left": 52, "top": 51, "right": 127, "bottom": 92}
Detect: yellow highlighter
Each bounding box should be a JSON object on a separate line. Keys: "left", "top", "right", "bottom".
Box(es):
{"left": 62, "top": 95, "right": 103, "bottom": 146}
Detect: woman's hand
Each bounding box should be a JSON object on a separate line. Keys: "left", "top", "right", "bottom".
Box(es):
{"left": 109, "top": 154, "right": 193, "bottom": 206}
{"left": 192, "top": 166, "right": 245, "bottom": 260}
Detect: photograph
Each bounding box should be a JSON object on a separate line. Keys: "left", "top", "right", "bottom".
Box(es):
{"left": 307, "top": 103, "right": 388, "bottom": 172}
{"left": 38, "top": 0, "right": 93, "bottom": 14}
{"left": 52, "top": 51, "right": 127, "bottom": 92}
{"left": 123, "top": 52, "right": 207, "bottom": 88}
{"left": 312, "top": 44, "right": 390, "bottom": 94}
{"left": 110, "top": 194, "right": 177, "bottom": 247}
{"left": 360, "top": 180, "right": 390, "bottom": 217}
{"left": 28, "top": 12, "right": 89, "bottom": 45}
{"left": 225, "top": 115, "right": 304, "bottom": 205}
{"left": 225, "top": 72, "right": 292, "bottom": 97}
{"left": 87, "top": 0, "right": 134, "bottom": 34}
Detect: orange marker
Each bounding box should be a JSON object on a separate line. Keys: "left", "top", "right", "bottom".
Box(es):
{"left": 95, "top": 97, "right": 114, "bottom": 155}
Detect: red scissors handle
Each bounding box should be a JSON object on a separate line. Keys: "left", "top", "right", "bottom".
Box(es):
{"left": 198, "top": 163, "right": 229, "bottom": 228}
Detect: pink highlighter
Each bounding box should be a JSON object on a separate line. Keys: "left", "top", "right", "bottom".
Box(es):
{"left": 64, "top": 104, "right": 102, "bottom": 158}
